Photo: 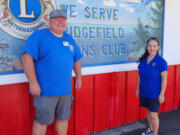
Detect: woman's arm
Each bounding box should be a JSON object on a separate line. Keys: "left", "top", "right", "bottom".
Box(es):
{"left": 136, "top": 75, "right": 140, "bottom": 98}
{"left": 159, "top": 71, "right": 168, "bottom": 103}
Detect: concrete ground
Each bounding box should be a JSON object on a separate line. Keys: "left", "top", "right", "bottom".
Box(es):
{"left": 90, "top": 109, "right": 180, "bottom": 135}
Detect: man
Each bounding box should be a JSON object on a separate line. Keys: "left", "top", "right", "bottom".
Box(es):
{"left": 21, "top": 10, "right": 82, "bottom": 135}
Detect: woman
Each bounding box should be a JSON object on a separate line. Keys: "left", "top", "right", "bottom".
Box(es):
{"left": 136, "top": 37, "right": 168, "bottom": 135}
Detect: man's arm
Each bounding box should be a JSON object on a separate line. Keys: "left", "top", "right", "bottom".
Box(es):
{"left": 73, "top": 60, "right": 82, "bottom": 90}
{"left": 21, "top": 53, "right": 41, "bottom": 96}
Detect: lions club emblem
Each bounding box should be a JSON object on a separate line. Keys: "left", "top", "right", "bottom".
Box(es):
{"left": 0, "top": 0, "right": 56, "bottom": 40}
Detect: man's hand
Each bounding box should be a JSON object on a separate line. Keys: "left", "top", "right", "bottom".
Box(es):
{"left": 29, "top": 82, "right": 41, "bottom": 96}
{"left": 75, "top": 76, "right": 81, "bottom": 90}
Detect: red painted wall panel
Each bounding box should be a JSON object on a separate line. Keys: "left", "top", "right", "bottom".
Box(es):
{"left": 29, "top": 95, "right": 35, "bottom": 135}
{"left": 140, "top": 107, "right": 146, "bottom": 119}
{"left": 175, "top": 65, "right": 180, "bottom": 108}
{"left": 75, "top": 75, "right": 94, "bottom": 135}
{"left": 18, "top": 83, "right": 31, "bottom": 135}
{"left": 164, "top": 66, "right": 176, "bottom": 112}
{"left": 158, "top": 103, "right": 165, "bottom": 114}
{"left": 0, "top": 83, "right": 31, "bottom": 135}
{"left": 0, "top": 65, "right": 179, "bottom": 135}
{"left": 126, "top": 70, "right": 140, "bottom": 123}
{"left": 67, "top": 78, "right": 75, "bottom": 135}
{"left": 111, "top": 72, "right": 126, "bottom": 127}
{"left": 94, "top": 73, "right": 112, "bottom": 132}
{"left": 46, "top": 125, "right": 55, "bottom": 135}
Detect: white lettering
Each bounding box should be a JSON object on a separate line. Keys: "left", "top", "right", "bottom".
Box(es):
{"left": 18, "top": 0, "right": 35, "bottom": 18}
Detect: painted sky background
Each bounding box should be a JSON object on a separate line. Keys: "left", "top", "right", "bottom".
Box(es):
{"left": 55, "top": 0, "right": 158, "bottom": 25}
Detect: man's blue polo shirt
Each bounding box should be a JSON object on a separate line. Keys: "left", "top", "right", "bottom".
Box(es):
{"left": 22, "top": 28, "right": 82, "bottom": 96}
{"left": 138, "top": 54, "right": 167, "bottom": 98}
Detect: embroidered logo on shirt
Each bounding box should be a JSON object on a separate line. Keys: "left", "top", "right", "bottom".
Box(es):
{"left": 152, "top": 63, "right": 156, "bottom": 66}
{"left": 69, "top": 45, "right": 74, "bottom": 52}
{"left": 63, "top": 41, "right": 69, "bottom": 46}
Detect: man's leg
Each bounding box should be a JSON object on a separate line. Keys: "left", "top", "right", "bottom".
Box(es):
{"left": 33, "top": 121, "right": 47, "bottom": 135}
{"left": 33, "top": 96, "right": 58, "bottom": 135}
{"left": 56, "top": 119, "right": 68, "bottom": 135}
{"left": 55, "top": 94, "right": 73, "bottom": 135}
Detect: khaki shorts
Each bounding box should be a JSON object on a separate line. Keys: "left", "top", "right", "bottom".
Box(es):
{"left": 33, "top": 93, "right": 74, "bottom": 125}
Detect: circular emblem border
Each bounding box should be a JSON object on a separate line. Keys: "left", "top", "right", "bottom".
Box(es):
{"left": 7, "top": 0, "right": 44, "bottom": 25}
{"left": 0, "top": 0, "right": 55, "bottom": 40}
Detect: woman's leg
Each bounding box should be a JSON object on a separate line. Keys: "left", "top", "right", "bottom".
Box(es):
{"left": 146, "top": 110, "right": 153, "bottom": 130}
{"left": 147, "top": 110, "right": 159, "bottom": 135}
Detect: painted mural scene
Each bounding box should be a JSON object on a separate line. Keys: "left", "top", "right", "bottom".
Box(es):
{"left": 0, "top": 0, "right": 180, "bottom": 135}
{"left": 0, "top": 0, "right": 164, "bottom": 73}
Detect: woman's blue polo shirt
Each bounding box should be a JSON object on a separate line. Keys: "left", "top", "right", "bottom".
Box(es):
{"left": 22, "top": 28, "right": 82, "bottom": 96}
{"left": 138, "top": 54, "right": 167, "bottom": 98}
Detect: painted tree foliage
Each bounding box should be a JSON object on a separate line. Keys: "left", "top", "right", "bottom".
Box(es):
{"left": 129, "top": 0, "right": 164, "bottom": 60}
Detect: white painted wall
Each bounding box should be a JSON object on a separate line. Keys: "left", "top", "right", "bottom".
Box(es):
{"left": 163, "top": 0, "right": 180, "bottom": 65}
{"left": 0, "top": 0, "right": 180, "bottom": 85}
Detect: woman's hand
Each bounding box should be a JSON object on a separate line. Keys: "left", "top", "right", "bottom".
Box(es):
{"left": 136, "top": 75, "right": 140, "bottom": 98}
{"left": 159, "top": 94, "right": 165, "bottom": 104}
{"left": 136, "top": 89, "right": 139, "bottom": 98}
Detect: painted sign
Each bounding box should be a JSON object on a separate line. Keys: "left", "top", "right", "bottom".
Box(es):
{"left": 0, "top": 0, "right": 164, "bottom": 74}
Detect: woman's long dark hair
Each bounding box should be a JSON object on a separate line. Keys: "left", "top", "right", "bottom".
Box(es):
{"left": 137, "top": 37, "right": 160, "bottom": 62}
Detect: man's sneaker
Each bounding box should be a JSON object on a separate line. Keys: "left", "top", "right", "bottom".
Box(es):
{"left": 141, "top": 128, "right": 153, "bottom": 135}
